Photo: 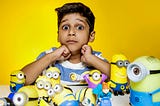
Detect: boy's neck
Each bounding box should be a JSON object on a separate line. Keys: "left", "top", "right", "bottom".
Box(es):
{"left": 68, "top": 53, "right": 81, "bottom": 64}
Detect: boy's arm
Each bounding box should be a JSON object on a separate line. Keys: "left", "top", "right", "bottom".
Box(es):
{"left": 85, "top": 54, "right": 110, "bottom": 77}
{"left": 21, "top": 45, "right": 71, "bottom": 85}
{"left": 21, "top": 52, "right": 58, "bottom": 85}
{"left": 81, "top": 45, "right": 111, "bottom": 78}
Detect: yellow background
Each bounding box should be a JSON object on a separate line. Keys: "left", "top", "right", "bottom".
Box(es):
{"left": 1, "top": 0, "right": 160, "bottom": 85}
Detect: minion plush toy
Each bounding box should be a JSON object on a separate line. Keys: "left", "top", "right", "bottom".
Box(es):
{"left": 35, "top": 76, "right": 52, "bottom": 106}
{"left": 75, "top": 69, "right": 107, "bottom": 106}
{"left": 12, "top": 85, "right": 39, "bottom": 106}
{"left": 127, "top": 56, "right": 160, "bottom": 106}
{"left": 109, "top": 54, "right": 130, "bottom": 95}
{"left": 83, "top": 69, "right": 107, "bottom": 89}
{"left": 47, "top": 84, "right": 79, "bottom": 106}
{"left": 45, "top": 67, "right": 61, "bottom": 87}
{"left": 8, "top": 70, "right": 26, "bottom": 100}
{"left": 75, "top": 87, "right": 96, "bottom": 106}
{"left": 0, "top": 97, "right": 14, "bottom": 106}
{"left": 9, "top": 70, "right": 26, "bottom": 92}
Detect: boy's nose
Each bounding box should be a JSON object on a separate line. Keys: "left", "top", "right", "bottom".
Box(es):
{"left": 68, "top": 28, "right": 76, "bottom": 36}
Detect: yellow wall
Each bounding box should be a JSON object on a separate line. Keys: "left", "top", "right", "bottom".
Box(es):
{"left": 1, "top": 0, "right": 160, "bottom": 85}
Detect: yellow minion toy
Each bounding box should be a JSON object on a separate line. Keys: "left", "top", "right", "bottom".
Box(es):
{"left": 48, "top": 84, "right": 79, "bottom": 106}
{"left": 8, "top": 70, "right": 26, "bottom": 101}
{"left": 76, "top": 69, "right": 107, "bottom": 106}
{"left": 0, "top": 97, "right": 14, "bottom": 106}
{"left": 127, "top": 56, "right": 160, "bottom": 106}
{"left": 83, "top": 69, "right": 107, "bottom": 89}
{"left": 109, "top": 54, "right": 130, "bottom": 95}
{"left": 45, "top": 67, "right": 61, "bottom": 87}
{"left": 35, "top": 76, "right": 52, "bottom": 106}
{"left": 75, "top": 87, "right": 96, "bottom": 106}
{"left": 12, "top": 86, "right": 38, "bottom": 106}
{"left": 10, "top": 70, "right": 26, "bottom": 92}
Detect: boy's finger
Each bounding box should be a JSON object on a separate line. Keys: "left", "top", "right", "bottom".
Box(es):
{"left": 81, "top": 48, "right": 86, "bottom": 54}
{"left": 65, "top": 53, "right": 71, "bottom": 59}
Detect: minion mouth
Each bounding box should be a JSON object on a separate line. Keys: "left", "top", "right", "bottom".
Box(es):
{"left": 116, "top": 72, "right": 127, "bottom": 78}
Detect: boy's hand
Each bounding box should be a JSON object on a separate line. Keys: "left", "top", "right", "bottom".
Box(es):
{"left": 81, "top": 45, "right": 93, "bottom": 64}
{"left": 53, "top": 45, "right": 71, "bottom": 61}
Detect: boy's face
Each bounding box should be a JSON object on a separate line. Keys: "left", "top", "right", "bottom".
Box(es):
{"left": 58, "top": 13, "right": 95, "bottom": 54}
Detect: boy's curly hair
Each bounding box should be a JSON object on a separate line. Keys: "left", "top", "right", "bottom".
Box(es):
{"left": 55, "top": 2, "right": 95, "bottom": 33}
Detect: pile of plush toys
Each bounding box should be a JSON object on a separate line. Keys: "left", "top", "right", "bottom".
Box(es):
{"left": 0, "top": 54, "right": 160, "bottom": 106}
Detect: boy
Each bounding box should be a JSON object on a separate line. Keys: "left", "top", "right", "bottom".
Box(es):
{"left": 21, "top": 2, "right": 110, "bottom": 92}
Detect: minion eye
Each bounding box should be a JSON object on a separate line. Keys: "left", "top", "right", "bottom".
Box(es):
{"left": 133, "top": 68, "right": 140, "bottom": 75}
{"left": 17, "top": 73, "right": 24, "bottom": 79}
{"left": 44, "top": 82, "right": 51, "bottom": 90}
{"left": 124, "top": 60, "right": 130, "bottom": 67}
{"left": 117, "top": 61, "right": 124, "bottom": 67}
{"left": 52, "top": 72, "right": 59, "bottom": 79}
{"left": 47, "top": 88, "right": 55, "bottom": 97}
{"left": 82, "top": 97, "right": 91, "bottom": 105}
{"left": 36, "top": 80, "right": 44, "bottom": 89}
{"left": 92, "top": 72, "right": 101, "bottom": 81}
{"left": 46, "top": 72, "right": 53, "bottom": 78}
{"left": 53, "top": 84, "right": 63, "bottom": 93}
{"left": 127, "top": 63, "right": 148, "bottom": 82}
{"left": 0, "top": 98, "right": 6, "bottom": 106}
{"left": 13, "top": 92, "right": 27, "bottom": 106}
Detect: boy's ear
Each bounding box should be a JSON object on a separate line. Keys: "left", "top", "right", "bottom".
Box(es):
{"left": 57, "top": 31, "right": 60, "bottom": 42}
{"left": 89, "top": 31, "right": 95, "bottom": 42}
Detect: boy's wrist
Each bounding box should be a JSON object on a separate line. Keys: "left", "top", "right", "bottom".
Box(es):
{"left": 46, "top": 52, "right": 59, "bottom": 63}
{"left": 84, "top": 54, "right": 95, "bottom": 65}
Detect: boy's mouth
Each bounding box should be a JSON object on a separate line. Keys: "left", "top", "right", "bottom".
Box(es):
{"left": 66, "top": 40, "right": 78, "bottom": 44}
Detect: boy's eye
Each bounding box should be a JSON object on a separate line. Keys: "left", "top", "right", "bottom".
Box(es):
{"left": 76, "top": 25, "right": 84, "bottom": 30}
{"left": 62, "top": 25, "right": 69, "bottom": 30}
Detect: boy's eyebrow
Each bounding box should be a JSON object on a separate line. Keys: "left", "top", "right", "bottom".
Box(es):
{"left": 60, "top": 18, "right": 87, "bottom": 25}
{"left": 60, "top": 19, "right": 68, "bottom": 24}
{"left": 76, "top": 19, "right": 87, "bottom": 24}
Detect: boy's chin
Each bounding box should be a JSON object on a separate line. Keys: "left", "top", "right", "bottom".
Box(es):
{"left": 68, "top": 48, "right": 81, "bottom": 54}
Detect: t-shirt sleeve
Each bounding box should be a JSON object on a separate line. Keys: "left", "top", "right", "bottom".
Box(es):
{"left": 36, "top": 52, "right": 46, "bottom": 60}
{"left": 36, "top": 47, "right": 57, "bottom": 60}
{"left": 92, "top": 51, "right": 108, "bottom": 62}
{"left": 36, "top": 47, "right": 57, "bottom": 74}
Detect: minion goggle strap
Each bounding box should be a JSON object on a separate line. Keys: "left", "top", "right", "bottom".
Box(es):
{"left": 64, "top": 86, "right": 73, "bottom": 92}
{"left": 111, "top": 60, "right": 130, "bottom": 68}
{"left": 0, "top": 98, "right": 13, "bottom": 106}
{"left": 127, "top": 62, "right": 160, "bottom": 82}
{"left": 10, "top": 74, "right": 26, "bottom": 79}
{"left": 88, "top": 74, "right": 102, "bottom": 77}
{"left": 149, "top": 70, "right": 160, "bottom": 74}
